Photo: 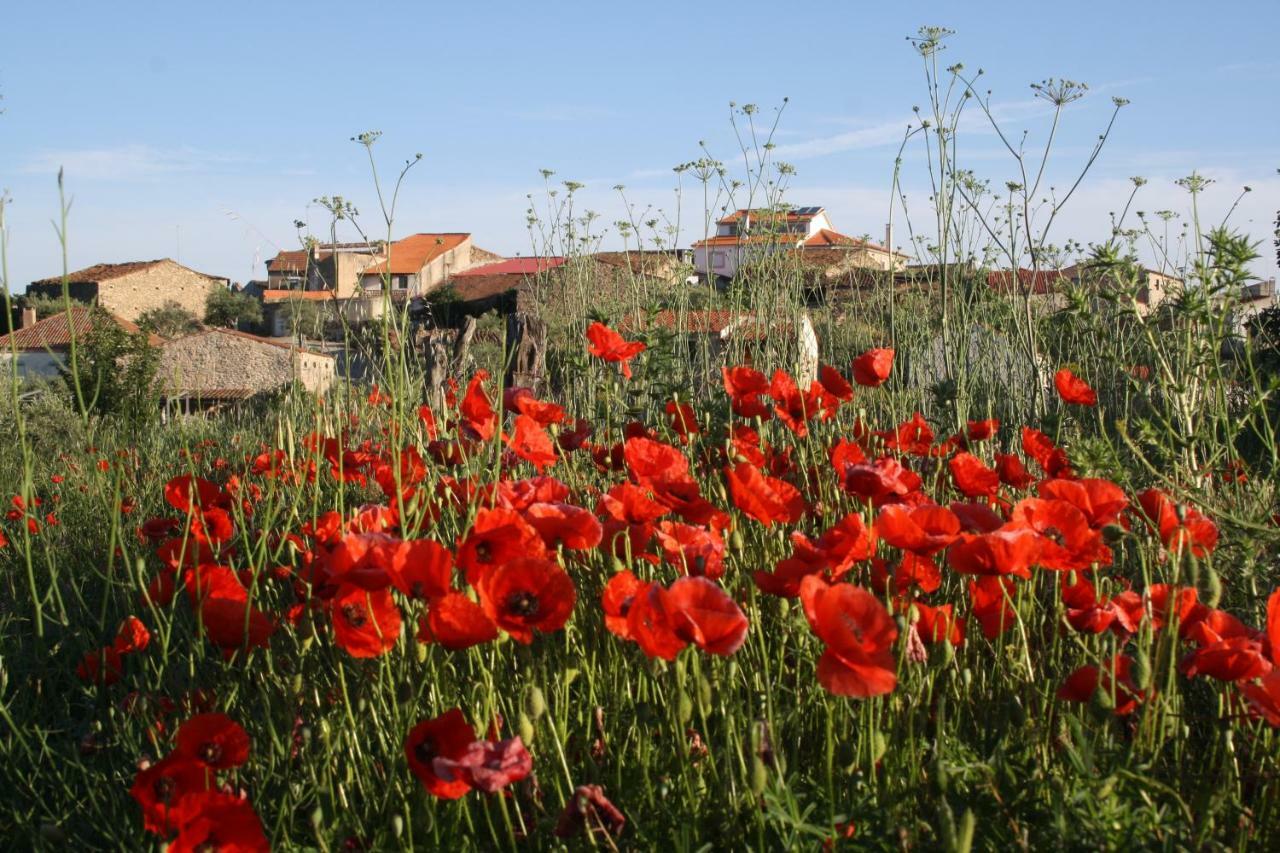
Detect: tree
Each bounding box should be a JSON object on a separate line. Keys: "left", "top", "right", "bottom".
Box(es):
{"left": 137, "top": 301, "right": 200, "bottom": 339}
{"left": 205, "top": 287, "right": 263, "bottom": 329}
{"left": 62, "top": 308, "right": 160, "bottom": 426}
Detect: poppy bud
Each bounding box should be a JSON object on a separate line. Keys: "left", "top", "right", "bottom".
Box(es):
{"left": 391, "top": 814, "right": 404, "bottom": 839}
{"left": 518, "top": 711, "right": 535, "bottom": 745}
{"left": 1206, "top": 568, "right": 1222, "bottom": 608}
{"left": 750, "top": 755, "right": 768, "bottom": 795}
{"left": 610, "top": 555, "right": 626, "bottom": 573}
{"left": 300, "top": 726, "right": 313, "bottom": 745}
{"left": 292, "top": 674, "right": 303, "bottom": 694}
{"left": 869, "top": 730, "right": 886, "bottom": 764}
{"left": 962, "top": 668, "right": 973, "bottom": 690}
{"left": 940, "top": 640, "right": 955, "bottom": 667}
{"left": 1132, "top": 649, "right": 1152, "bottom": 691}
{"left": 1101, "top": 523, "right": 1126, "bottom": 543}
{"left": 933, "top": 757, "right": 949, "bottom": 793}
{"left": 309, "top": 805, "right": 324, "bottom": 830}
{"left": 319, "top": 719, "right": 331, "bottom": 743}
{"left": 677, "top": 691, "right": 693, "bottom": 725}
{"left": 731, "top": 528, "right": 744, "bottom": 553}
{"left": 416, "top": 641, "right": 428, "bottom": 663}
{"left": 526, "top": 686, "right": 547, "bottom": 719}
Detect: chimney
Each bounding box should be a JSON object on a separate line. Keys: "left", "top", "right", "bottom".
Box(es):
{"left": 21, "top": 307, "right": 36, "bottom": 329}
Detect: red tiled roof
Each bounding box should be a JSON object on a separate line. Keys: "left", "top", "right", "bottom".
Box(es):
{"left": 987, "top": 268, "right": 1072, "bottom": 295}
{"left": 0, "top": 306, "right": 159, "bottom": 350}
{"left": 266, "top": 250, "right": 311, "bottom": 273}
{"left": 31, "top": 259, "right": 225, "bottom": 286}
{"left": 717, "top": 207, "right": 823, "bottom": 225}
{"left": 454, "top": 257, "right": 566, "bottom": 277}
{"left": 362, "top": 233, "right": 470, "bottom": 276}
{"left": 691, "top": 233, "right": 800, "bottom": 248}
{"left": 261, "top": 289, "right": 335, "bottom": 303}
{"left": 801, "top": 229, "right": 906, "bottom": 256}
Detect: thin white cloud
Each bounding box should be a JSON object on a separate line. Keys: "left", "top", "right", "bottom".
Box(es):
{"left": 20, "top": 145, "right": 244, "bottom": 181}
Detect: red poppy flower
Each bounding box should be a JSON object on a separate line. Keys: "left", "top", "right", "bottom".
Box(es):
{"left": 405, "top": 708, "right": 478, "bottom": 799}
{"left": 1268, "top": 588, "right": 1280, "bottom": 662}
{"left": 1038, "top": 477, "right": 1128, "bottom": 528}
{"left": 1135, "top": 488, "right": 1219, "bottom": 557}
{"left": 626, "top": 583, "right": 689, "bottom": 660}
{"left": 113, "top": 616, "right": 151, "bottom": 655}
{"left": 1022, "top": 427, "right": 1072, "bottom": 478}
{"left": 828, "top": 437, "right": 868, "bottom": 477}
{"left": 852, "top": 347, "right": 894, "bottom": 387}
{"left": 1054, "top": 368, "right": 1097, "bottom": 406}
{"left": 966, "top": 418, "right": 1000, "bottom": 442}
{"left": 167, "top": 791, "right": 269, "bottom": 853}
{"left": 725, "top": 462, "right": 805, "bottom": 526}
{"left": 1057, "top": 655, "right": 1149, "bottom": 715}
{"left": 597, "top": 483, "right": 666, "bottom": 560}
{"left": 816, "top": 512, "right": 878, "bottom": 577}
{"left": 386, "top": 538, "right": 454, "bottom": 600}
{"left": 190, "top": 568, "right": 275, "bottom": 657}
{"left": 1181, "top": 636, "right": 1271, "bottom": 682}
{"left": 664, "top": 400, "right": 700, "bottom": 442}
{"left": 843, "top": 457, "right": 921, "bottom": 504}
{"left": 1061, "top": 575, "right": 1142, "bottom": 636}
{"left": 876, "top": 504, "right": 960, "bottom": 555}
{"left": 504, "top": 414, "right": 558, "bottom": 472}
{"left": 330, "top": 584, "right": 402, "bottom": 658}
{"left": 602, "top": 570, "right": 650, "bottom": 640}
{"left": 459, "top": 372, "right": 497, "bottom": 441}
{"left": 949, "top": 452, "right": 1000, "bottom": 498}
{"left": 947, "top": 526, "right": 1043, "bottom": 579}
{"left": 432, "top": 736, "right": 533, "bottom": 793}
{"left": 817, "top": 364, "right": 854, "bottom": 403}
{"left": 722, "top": 365, "right": 772, "bottom": 419}
{"left": 524, "top": 502, "right": 604, "bottom": 551}
{"left": 624, "top": 437, "right": 692, "bottom": 493}
{"left": 76, "top": 646, "right": 123, "bottom": 686}
{"left": 1145, "top": 583, "right": 1204, "bottom": 632}
{"left": 585, "top": 322, "right": 646, "bottom": 379}
{"left": 994, "top": 453, "right": 1035, "bottom": 489}
{"left": 555, "top": 784, "right": 627, "bottom": 839}
{"left": 969, "top": 576, "right": 1018, "bottom": 639}
{"left": 949, "top": 500, "right": 1006, "bottom": 533}
{"left": 175, "top": 713, "right": 250, "bottom": 770}
{"left": 911, "top": 601, "right": 965, "bottom": 646}
{"left": 503, "top": 386, "right": 566, "bottom": 426}
{"left": 130, "top": 754, "right": 213, "bottom": 835}
{"left": 799, "top": 577, "right": 898, "bottom": 697}
{"left": 894, "top": 552, "right": 943, "bottom": 595}
{"left": 418, "top": 592, "right": 499, "bottom": 650}
{"left": 655, "top": 521, "right": 725, "bottom": 579}
{"left": 654, "top": 577, "right": 750, "bottom": 656}
{"left": 164, "top": 475, "right": 227, "bottom": 514}
{"left": 457, "top": 508, "right": 548, "bottom": 587}
{"left": 477, "top": 557, "right": 576, "bottom": 644}
{"left": 1238, "top": 670, "right": 1280, "bottom": 726}
{"left": 769, "top": 370, "right": 824, "bottom": 437}
{"left": 1008, "top": 498, "right": 1112, "bottom": 571}
{"left": 880, "top": 412, "right": 936, "bottom": 456}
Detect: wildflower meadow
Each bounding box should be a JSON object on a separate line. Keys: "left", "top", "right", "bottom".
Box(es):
{"left": 2, "top": 23, "right": 1279, "bottom": 853}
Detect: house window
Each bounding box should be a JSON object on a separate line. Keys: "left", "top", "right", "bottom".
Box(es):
{"left": 395, "top": 275, "right": 408, "bottom": 290}
{"left": 712, "top": 251, "right": 726, "bottom": 270}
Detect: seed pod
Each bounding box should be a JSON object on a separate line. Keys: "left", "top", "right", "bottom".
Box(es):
{"left": 677, "top": 690, "right": 693, "bottom": 725}
{"left": 1132, "top": 648, "right": 1153, "bottom": 691}
{"left": 518, "top": 711, "right": 535, "bottom": 746}
{"left": 750, "top": 755, "right": 768, "bottom": 795}
{"left": 1206, "top": 568, "right": 1222, "bottom": 608}
{"left": 526, "top": 685, "right": 547, "bottom": 719}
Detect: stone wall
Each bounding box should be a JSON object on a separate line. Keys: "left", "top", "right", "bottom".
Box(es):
{"left": 158, "top": 330, "right": 295, "bottom": 395}
{"left": 96, "top": 260, "right": 221, "bottom": 322}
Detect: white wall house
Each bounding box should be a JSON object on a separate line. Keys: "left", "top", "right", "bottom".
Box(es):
{"left": 692, "top": 207, "right": 906, "bottom": 279}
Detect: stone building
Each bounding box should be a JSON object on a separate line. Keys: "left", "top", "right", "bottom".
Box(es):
{"left": 27, "top": 259, "right": 228, "bottom": 323}
{"left": 156, "top": 328, "right": 335, "bottom": 405}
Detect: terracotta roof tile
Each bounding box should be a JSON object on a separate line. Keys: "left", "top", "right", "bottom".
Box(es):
{"left": 30, "top": 259, "right": 226, "bottom": 287}
{"left": 362, "top": 233, "right": 470, "bottom": 276}
{"left": 0, "top": 306, "right": 159, "bottom": 350}
{"left": 454, "top": 257, "right": 566, "bottom": 277}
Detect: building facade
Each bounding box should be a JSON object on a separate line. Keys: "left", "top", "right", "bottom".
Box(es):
{"left": 27, "top": 260, "right": 228, "bottom": 324}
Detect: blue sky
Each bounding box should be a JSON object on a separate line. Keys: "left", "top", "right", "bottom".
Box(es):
{"left": 2, "top": 0, "right": 1277, "bottom": 288}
